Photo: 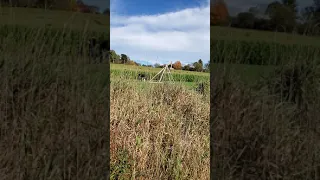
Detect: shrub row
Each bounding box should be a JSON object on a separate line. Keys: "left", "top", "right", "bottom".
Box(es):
{"left": 211, "top": 39, "right": 320, "bottom": 65}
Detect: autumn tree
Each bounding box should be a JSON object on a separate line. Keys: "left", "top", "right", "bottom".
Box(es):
{"left": 126, "top": 60, "right": 136, "bottom": 65}
{"left": 211, "top": 0, "right": 230, "bottom": 26}
{"left": 69, "top": 0, "right": 78, "bottom": 11}
{"left": 172, "top": 61, "right": 182, "bottom": 70}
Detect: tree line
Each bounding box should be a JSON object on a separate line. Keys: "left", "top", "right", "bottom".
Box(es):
{"left": 109, "top": 50, "right": 210, "bottom": 72}
{"left": 0, "top": 0, "right": 110, "bottom": 14}
{"left": 211, "top": 0, "right": 320, "bottom": 35}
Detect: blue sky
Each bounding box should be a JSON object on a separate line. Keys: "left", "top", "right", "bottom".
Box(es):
{"left": 110, "top": 0, "right": 210, "bottom": 65}
{"left": 112, "top": 0, "right": 206, "bottom": 16}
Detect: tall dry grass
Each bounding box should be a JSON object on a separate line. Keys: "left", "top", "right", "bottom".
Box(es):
{"left": 211, "top": 34, "right": 320, "bottom": 179}
{"left": 110, "top": 81, "right": 210, "bottom": 179}
{"left": 0, "top": 25, "right": 109, "bottom": 179}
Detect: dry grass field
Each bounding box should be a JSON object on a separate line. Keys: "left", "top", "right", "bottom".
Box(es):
{"left": 211, "top": 26, "right": 320, "bottom": 179}
{"left": 0, "top": 7, "right": 110, "bottom": 179}
{"left": 110, "top": 80, "right": 209, "bottom": 179}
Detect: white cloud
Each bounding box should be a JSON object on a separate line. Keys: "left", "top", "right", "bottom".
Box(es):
{"left": 110, "top": 1, "right": 210, "bottom": 65}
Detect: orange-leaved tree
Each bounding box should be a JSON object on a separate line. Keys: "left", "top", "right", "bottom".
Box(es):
{"left": 69, "top": 0, "right": 78, "bottom": 11}
{"left": 172, "top": 61, "right": 182, "bottom": 70}
{"left": 211, "top": 0, "right": 230, "bottom": 26}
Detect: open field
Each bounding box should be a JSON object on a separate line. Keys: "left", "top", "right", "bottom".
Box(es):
{"left": 109, "top": 63, "right": 210, "bottom": 179}
{"left": 108, "top": 63, "right": 210, "bottom": 179}
{"left": 0, "top": 7, "right": 110, "bottom": 179}
{"left": 111, "top": 63, "right": 209, "bottom": 75}
{"left": 110, "top": 63, "right": 210, "bottom": 82}
{"left": 85, "top": 63, "right": 210, "bottom": 90}
{"left": 0, "top": 6, "right": 210, "bottom": 179}
{"left": 212, "top": 26, "right": 320, "bottom": 47}
{"left": 211, "top": 26, "right": 320, "bottom": 82}
{"left": 211, "top": 26, "right": 320, "bottom": 179}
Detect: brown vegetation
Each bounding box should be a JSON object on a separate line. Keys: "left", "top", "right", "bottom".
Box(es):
{"left": 0, "top": 26, "right": 109, "bottom": 179}
{"left": 110, "top": 81, "right": 209, "bottom": 179}
{"left": 172, "top": 60, "right": 182, "bottom": 70}
{"left": 210, "top": 61, "right": 320, "bottom": 179}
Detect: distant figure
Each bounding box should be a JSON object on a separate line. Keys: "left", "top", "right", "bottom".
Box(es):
{"left": 138, "top": 73, "right": 146, "bottom": 81}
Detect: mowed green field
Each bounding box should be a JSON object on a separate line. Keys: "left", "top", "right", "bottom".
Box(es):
{"left": 211, "top": 26, "right": 320, "bottom": 83}
{"left": 211, "top": 26, "right": 320, "bottom": 47}
{"left": 109, "top": 63, "right": 210, "bottom": 88}
{"left": 111, "top": 63, "right": 208, "bottom": 75}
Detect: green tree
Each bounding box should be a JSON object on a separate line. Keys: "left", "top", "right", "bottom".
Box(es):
{"left": 303, "top": 0, "right": 320, "bottom": 24}
{"left": 194, "top": 60, "right": 203, "bottom": 72}
{"left": 183, "top": 64, "right": 190, "bottom": 71}
{"left": 248, "top": 6, "right": 260, "bottom": 16}
{"left": 120, "top": 54, "right": 129, "bottom": 64}
{"left": 265, "top": 1, "right": 296, "bottom": 32}
{"left": 198, "top": 59, "right": 203, "bottom": 67}
{"left": 204, "top": 62, "right": 210, "bottom": 72}
{"left": 237, "top": 12, "right": 255, "bottom": 28}
{"left": 109, "top": 50, "right": 121, "bottom": 63}
{"left": 282, "top": 0, "right": 298, "bottom": 13}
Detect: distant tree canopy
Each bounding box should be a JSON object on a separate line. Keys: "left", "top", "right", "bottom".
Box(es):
{"left": 183, "top": 64, "right": 190, "bottom": 71}
{"left": 120, "top": 54, "right": 130, "bottom": 64}
{"left": 211, "top": 0, "right": 230, "bottom": 26}
{"left": 0, "top": 0, "right": 100, "bottom": 13}
{"left": 265, "top": 0, "right": 297, "bottom": 31}
{"left": 109, "top": 50, "right": 121, "bottom": 63}
{"left": 172, "top": 61, "right": 182, "bottom": 70}
{"left": 218, "top": 0, "right": 320, "bottom": 35}
{"left": 236, "top": 12, "right": 255, "bottom": 29}
{"left": 154, "top": 63, "right": 161, "bottom": 68}
{"left": 110, "top": 50, "right": 209, "bottom": 72}
{"left": 303, "top": 0, "right": 320, "bottom": 24}
{"left": 204, "top": 62, "right": 210, "bottom": 72}
{"left": 193, "top": 59, "right": 204, "bottom": 72}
